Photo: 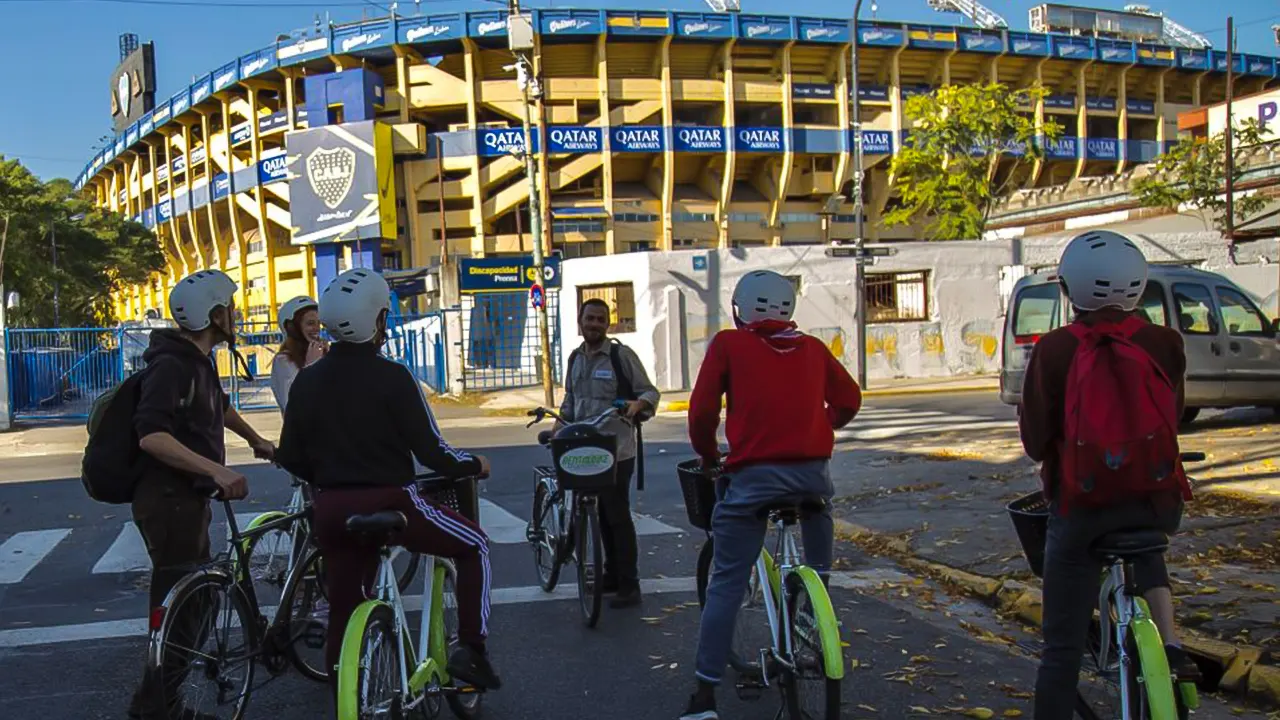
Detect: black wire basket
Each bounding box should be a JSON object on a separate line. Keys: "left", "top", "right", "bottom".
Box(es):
{"left": 677, "top": 459, "right": 719, "bottom": 531}
{"left": 419, "top": 477, "right": 480, "bottom": 524}
{"left": 1006, "top": 490, "right": 1050, "bottom": 578}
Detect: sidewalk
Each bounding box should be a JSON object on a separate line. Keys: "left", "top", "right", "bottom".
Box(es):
{"left": 825, "top": 423, "right": 1280, "bottom": 708}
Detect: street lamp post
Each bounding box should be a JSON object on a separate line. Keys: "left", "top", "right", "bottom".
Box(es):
{"left": 850, "top": 0, "right": 868, "bottom": 389}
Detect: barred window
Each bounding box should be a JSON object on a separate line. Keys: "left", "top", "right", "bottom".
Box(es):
{"left": 578, "top": 282, "right": 637, "bottom": 334}
{"left": 248, "top": 240, "right": 265, "bottom": 255}
{"left": 553, "top": 220, "right": 604, "bottom": 233}
{"left": 865, "top": 271, "right": 929, "bottom": 323}
{"left": 672, "top": 212, "right": 714, "bottom": 223}
{"left": 728, "top": 212, "right": 761, "bottom": 223}
{"left": 616, "top": 213, "right": 660, "bottom": 223}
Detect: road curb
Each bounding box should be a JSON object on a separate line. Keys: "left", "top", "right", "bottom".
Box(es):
{"left": 833, "top": 518, "right": 1279, "bottom": 709}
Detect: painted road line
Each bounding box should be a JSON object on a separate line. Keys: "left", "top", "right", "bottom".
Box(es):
{"left": 91, "top": 523, "right": 150, "bottom": 575}
{"left": 0, "top": 529, "right": 72, "bottom": 585}
{"left": 478, "top": 498, "right": 531, "bottom": 544}
{"left": 0, "top": 569, "right": 910, "bottom": 648}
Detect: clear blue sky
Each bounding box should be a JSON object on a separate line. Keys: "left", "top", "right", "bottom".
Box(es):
{"left": 1, "top": 0, "right": 1277, "bottom": 181}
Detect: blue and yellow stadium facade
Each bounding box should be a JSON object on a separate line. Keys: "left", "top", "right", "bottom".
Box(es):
{"left": 75, "top": 8, "right": 1280, "bottom": 325}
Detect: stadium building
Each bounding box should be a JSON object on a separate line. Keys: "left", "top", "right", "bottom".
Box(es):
{"left": 76, "top": 6, "right": 1280, "bottom": 327}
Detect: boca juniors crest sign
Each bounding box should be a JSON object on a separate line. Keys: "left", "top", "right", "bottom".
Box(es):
{"left": 285, "top": 120, "right": 397, "bottom": 246}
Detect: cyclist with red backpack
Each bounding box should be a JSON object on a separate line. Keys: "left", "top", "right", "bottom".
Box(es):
{"left": 1018, "top": 230, "right": 1200, "bottom": 720}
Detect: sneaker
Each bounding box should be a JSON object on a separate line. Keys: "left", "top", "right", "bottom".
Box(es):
{"left": 609, "top": 586, "right": 642, "bottom": 609}
{"left": 448, "top": 645, "right": 503, "bottom": 690}
{"left": 1165, "top": 645, "right": 1203, "bottom": 683}
{"left": 679, "top": 690, "right": 719, "bottom": 720}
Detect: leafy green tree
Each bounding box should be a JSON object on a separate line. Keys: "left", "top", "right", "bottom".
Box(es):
{"left": 883, "top": 83, "right": 1062, "bottom": 240}
{"left": 0, "top": 157, "right": 164, "bottom": 327}
{"left": 1132, "top": 119, "right": 1269, "bottom": 235}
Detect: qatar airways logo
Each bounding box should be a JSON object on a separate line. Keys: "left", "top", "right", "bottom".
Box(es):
{"left": 477, "top": 20, "right": 505, "bottom": 35}
{"left": 549, "top": 19, "right": 591, "bottom": 33}
{"left": 341, "top": 33, "right": 383, "bottom": 52}
{"left": 612, "top": 127, "right": 661, "bottom": 151}
{"left": 677, "top": 127, "right": 723, "bottom": 150}
{"left": 738, "top": 128, "right": 782, "bottom": 150}
{"left": 406, "top": 24, "right": 451, "bottom": 41}
{"left": 483, "top": 129, "right": 526, "bottom": 153}
{"left": 549, "top": 128, "right": 599, "bottom": 152}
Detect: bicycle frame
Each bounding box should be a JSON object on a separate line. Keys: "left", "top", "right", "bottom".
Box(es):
{"left": 364, "top": 547, "right": 453, "bottom": 698}
{"left": 1095, "top": 561, "right": 1178, "bottom": 720}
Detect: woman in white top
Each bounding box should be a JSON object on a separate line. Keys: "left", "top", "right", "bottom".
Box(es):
{"left": 270, "top": 295, "right": 327, "bottom": 412}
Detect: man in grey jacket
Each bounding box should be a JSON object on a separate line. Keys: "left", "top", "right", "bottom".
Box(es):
{"left": 559, "top": 298, "right": 660, "bottom": 608}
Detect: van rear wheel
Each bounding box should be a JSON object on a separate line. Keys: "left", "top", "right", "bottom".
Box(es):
{"left": 1180, "top": 408, "right": 1200, "bottom": 425}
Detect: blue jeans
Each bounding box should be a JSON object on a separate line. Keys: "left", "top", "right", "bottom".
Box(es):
{"left": 694, "top": 460, "right": 835, "bottom": 684}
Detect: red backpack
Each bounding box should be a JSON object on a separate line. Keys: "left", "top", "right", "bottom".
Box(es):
{"left": 1057, "top": 315, "right": 1192, "bottom": 514}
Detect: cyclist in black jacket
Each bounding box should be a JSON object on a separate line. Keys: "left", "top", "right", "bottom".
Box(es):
{"left": 275, "top": 268, "right": 501, "bottom": 695}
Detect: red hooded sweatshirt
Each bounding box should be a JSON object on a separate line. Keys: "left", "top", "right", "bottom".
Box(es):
{"left": 688, "top": 320, "right": 862, "bottom": 471}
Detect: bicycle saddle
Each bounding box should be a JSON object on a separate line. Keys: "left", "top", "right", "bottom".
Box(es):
{"left": 755, "top": 495, "right": 829, "bottom": 523}
{"left": 346, "top": 511, "right": 408, "bottom": 535}
{"left": 1091, "top": 529, "right": 1169, "bottom": 559}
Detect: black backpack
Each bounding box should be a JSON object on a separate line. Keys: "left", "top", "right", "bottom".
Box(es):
{"left": 81, "top": 367, "right": 195, "bottom": 504}
{"left": 567, "top": 339, "right": 651, "bottom": 490}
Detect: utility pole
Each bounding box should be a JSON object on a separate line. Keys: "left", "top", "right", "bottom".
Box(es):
{"left": 850, "top": 0, "right": 868, "bottom": 389}
{"left": 507, "top": 4, "right": 555, "bottom": 408}
{"left": 1224, "top": 16, "right": 1235, "bottom": 243}
{"left": 51, "top": 223, "right": 61, "bottom": 328}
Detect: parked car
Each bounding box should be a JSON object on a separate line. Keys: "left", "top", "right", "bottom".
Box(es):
{"left": 1000, "top": 265, "right": 1280, "bottom": 423}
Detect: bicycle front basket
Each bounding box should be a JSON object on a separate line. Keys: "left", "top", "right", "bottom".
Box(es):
{"left": 677, "top": 460, "right": 718, "bottom": 531}
{"left": 550, "top": 428, "right": 619, "bottom": 493}
{"left": 1006, "top": 491, "right": 1050, "bottom": 578}
{"left": 420, "top": 477, "right": 480, "bottom": 524}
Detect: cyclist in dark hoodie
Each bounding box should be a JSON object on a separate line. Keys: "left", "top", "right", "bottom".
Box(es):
{"left": 129, "top": 270, "right": 275, "bottom": 720}
{"left": 681, "top": 269, "right": 863, "bottom": 720}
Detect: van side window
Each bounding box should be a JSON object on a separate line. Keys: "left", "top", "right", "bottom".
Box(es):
{"left": 1215, "top": 286, "right": 1269, "bottom": 336}
{"left": 1172, "top": 283, "right": 1219, "bottom": 335}
{"left": 1012, "top": 283, "right": 1061, "bottom": 339}
{"left": 1138, "top": 281, "right": 1169, "bottom": 327}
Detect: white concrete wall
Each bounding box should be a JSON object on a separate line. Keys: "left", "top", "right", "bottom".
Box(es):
{"left": 558, "top": 234, "right": 1280, "bottom": 392}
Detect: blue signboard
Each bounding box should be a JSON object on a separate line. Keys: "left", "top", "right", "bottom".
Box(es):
{"left": 860, "top": 130, "right": 893, "bottom": 154}
{"left": 1086, "top": 137, "right": 1120, "bottom": 160}
{"left": 231, "top": 122, "right": 252, "bottom": 146}
{"left": 259, "top": 110, "right": 290, "bottom": 134}
{"left": 153, "top": 101, "right": 171, "bottom": 126}
{"left": 399, "top": 15, "right": 463, "bottom": 44}
{"left": 157, "top": 199, "right": 173, "bottom": 223}
{"left": 212, "top": 173, "right": 231, "bottom": 200}
{"left": 468, "top": 11, "right": 509, "bottom": 38}
{"left": 214, "top": 62, "right": 239, "bottom": 91}
{"left": 739, "top": 15, "right": 793, "bottom": 41}
{"left": 1248, "top": 57, "right": 1275, "bottom": 76}
{"left": 858, "top": 85, "right": 890, "bottom": 102}
{"left": 1046, "top": 136, "right": 1078, "bottom": 160}
{"left": 1178, "top": 49, "right": 1209, "bottom": 70}
{"left": 692, "top": 255, "right": 708, "bottom": 272}
{"left": 796, "top": 18, "right": 848, "bottom": 44}
{"left": 1009, "top": 33, "right": 1050, "bottom": 56}
{"left": 335, "top": 23, "right": 392, "bottom": 54}
{"left": 959, "top": 30, "right": 1002, "bottom": 53}
{"left": 126, "top": 127, "right": 139, "bottom": 146}
{"left": 907, "top": 25, "right": 957, "bottom": 50}
{"left": 611, "top": 125, "right": 664, "bottom": 152}
{"left": 540, "top": 10, "right": 602, "bottom": 35}
{"left": 735, "top": 127, "right": 786, "bottom": 153}
{"left": 240, "top": 48, "right": 277, "bottom": 79}
{"left": 142, "top": 207, "right": 156, "bottom": 228}
{"left": 858, "top": 25, "right": 904, "bottom": 47}
{"left": 673, "top": 126, "right": 726, "bottom": 153}
{"left": 1054, "top": 37, "right": 1093, "bottom": 60}
{"left": 1127, "top": 140, "right": 1160, "bottom": 163}
{"left": 191, "top": 75, "right": 213, "bottom": 105}
{"left": 674, "top": 14, "right": 733, "bottom": 39}
{"left": 1086, "top": 96, "right": 1117, "bottom": 111}
{"left": 901, "top": 85, "right": 932, "bottom": 99}
{"left": 545, "top": 126, "right": 602, "bottom": 154}
{"left": 140, "top": 113, "right": 154, "bottom": 136}
{"left": 258, "top": 150, "right": 289, "bottom": 184}
{"left": 156, "top": 163, "right": 169, "bottom": 182}
{"left": 1098, "top": 41, "right": 1136, "bottom": 64}
{"left": 1045, "top": 95, "right": 1076, "bottom": 110}
{"left": 459, "top": 255, "right": 561, "bottom": 294}
{"left": 172, "top": 155, "right": 187, "bottom": 176}
{"left": 794, "top": 83, "right": 836, "bottom": 99}
{"left": 191, "top": 146, "right": 207, "bottom": 165}
{"left": 477, "top": 127, "right": 538, "bottom": 157}
{"left": 171, "top": 89, "right": 190, "bottom": 117}
{"left": 1126, "top": 99, "right": 1155, "bottom": 114}
{"left": 1136, "top": 44, "right": 1176, "bottom": 67}
{"left": 276, "top": 36, "right": 330, "bottom": 64}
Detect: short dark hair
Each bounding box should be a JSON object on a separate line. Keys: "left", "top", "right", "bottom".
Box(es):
{"left": 579, "top": 298, "right": 610, "bottom": 320}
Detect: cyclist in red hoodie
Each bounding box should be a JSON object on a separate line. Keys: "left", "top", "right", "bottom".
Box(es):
{"left": 680, "top": 269, "right": 863, "bottom": 720}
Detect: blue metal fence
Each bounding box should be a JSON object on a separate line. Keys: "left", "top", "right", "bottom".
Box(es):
{"left": 5, "top": 314, "right": 451, "bottom": 422}
{"left": 460, "top": 291, "right": 562, "bottom": 391}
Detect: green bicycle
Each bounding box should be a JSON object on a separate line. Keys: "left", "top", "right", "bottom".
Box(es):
{"left": 681, "top": 461, "right": 845, "bottom": 720}
{"left": 1008, "top": 451, "right": 1206, "bottom": 720}
{"left": 337, "top": 473, "right": 483, "bottom": 720}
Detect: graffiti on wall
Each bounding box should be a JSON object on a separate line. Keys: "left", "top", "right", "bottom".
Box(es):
{"left": 866, "top": 325, "right": 902, "bottom": 374}
{"left": 812, "top": 327, "right": 850, "bottom": 367}
{"left": 960, "top": 319, "right": 999, "bottom": 372}
{"left": 918, "top": 322, "right": 945, "bottom": 372}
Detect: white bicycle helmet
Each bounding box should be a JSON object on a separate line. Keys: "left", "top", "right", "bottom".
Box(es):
{"left": 277, "top": 295, "right": 318, "bottom": 334}
{"left": 732, "top": 270, "right": 796, "bottom": 325}
{"left": 168, "top": 270, "right": 238, "bottom": 332}
{"left": 319, "top": 268, "right": 391, "bottom": 344}
{"left": 1057, "top": 230, "right": 1149, "bottom": 312}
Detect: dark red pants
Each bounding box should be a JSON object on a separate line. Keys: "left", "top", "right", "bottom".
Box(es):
{"left": 313, "top": 484, "right": 492, "bottom": 686}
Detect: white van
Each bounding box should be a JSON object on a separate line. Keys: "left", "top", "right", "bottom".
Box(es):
{"left": 1000, "top": 265, "right": 1280, "bottom": 423}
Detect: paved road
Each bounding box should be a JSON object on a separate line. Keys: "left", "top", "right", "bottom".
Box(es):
{"left": 0, "top": 394, "right": 1265, "bottom": 718}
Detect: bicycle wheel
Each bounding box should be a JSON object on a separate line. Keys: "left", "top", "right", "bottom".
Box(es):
{"left": 337, "top": 602, "right": 405, "bottom": 720}
{"left": 576, "top": 500, "right": 604, "bottom": 628}
{"left": 151, "top": 574, "right": 257, "bottom": 720}
{"left": 695, "top": 537, "right": 772, "bottom": 677}
{"left": 439, "top": 560, "right": 483, "bottom": 720}
{"left": 781, "top": 573, "right": 842, "bottom": 720}
{"left": 530, "top": 476, "right": 563, "bottom": 592}
{"left": 276, "top": 546, "right": 329, "bottom": 683}
{"left": 241, "top": 512, "right": 295, "bottom": 608}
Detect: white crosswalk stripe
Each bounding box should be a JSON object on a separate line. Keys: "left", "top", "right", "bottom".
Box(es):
{"left": 3, "top": 499, "right": 683, "bottom": 587}
{"left": 838, "top": 407, "right": 1015, "bottom": 442}
{"left": 0, "top": 529, "right": 72, "bottom": 585}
